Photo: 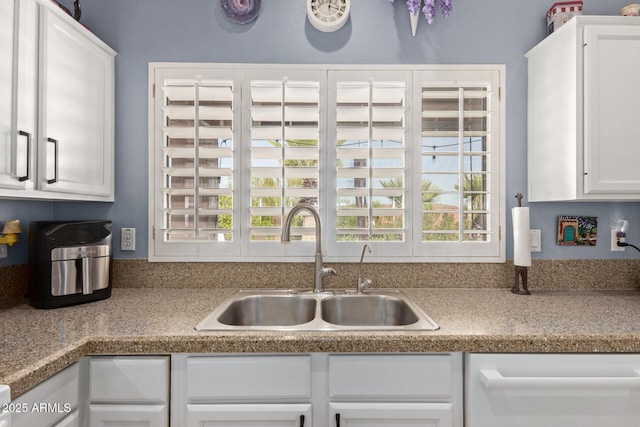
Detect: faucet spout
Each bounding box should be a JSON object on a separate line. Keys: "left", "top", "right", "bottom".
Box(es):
{"left": 356, "top": 244, "right": 372, "bottom": 294}
{"left": 281, "top": 203, "right": 335, "bottom": 293}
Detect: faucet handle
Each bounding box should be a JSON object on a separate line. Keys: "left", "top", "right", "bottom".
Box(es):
{"left": 322, "top": 267, "right": 337, "bottom": 277}
{"left": 357, "top": 277, "right": 372, "bottom": 294}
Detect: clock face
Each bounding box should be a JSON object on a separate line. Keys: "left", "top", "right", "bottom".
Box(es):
{"left": 307, "top": 0, "right": 350, "bottom": 32}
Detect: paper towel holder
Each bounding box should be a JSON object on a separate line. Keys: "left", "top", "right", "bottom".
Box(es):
{"left": 512, "top": 194, "right": 531, "bottom": 295}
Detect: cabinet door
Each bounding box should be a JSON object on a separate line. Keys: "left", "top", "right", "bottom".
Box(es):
{"left": 186, "top": 403, "right": 312, "bottom": 427}
{"left": 329, "top": 402, "right": 453, "bottom": 427}
{"left": 583, "top": 25, "right": 640, "bottom": 194}
{"left": 89, "top": 404, "right": 167, "bottom": 427}
{"left": 12, "top": 363, "right": 79, "bottom": 427}
{"left": 0, "top": 0, "right": 26, "bottom": 190}
{"left": 38, "top": 6, "right": 114, "bottom": 198}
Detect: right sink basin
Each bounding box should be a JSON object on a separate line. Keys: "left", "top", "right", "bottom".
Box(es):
{"left": 321, "top": 294, "right": 420, "bottom": 327}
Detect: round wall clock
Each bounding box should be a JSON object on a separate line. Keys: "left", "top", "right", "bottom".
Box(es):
{"left": 306, "top": 0, "right": 350, "bottom": 32}
{"left": 221, "top": 0, "right": 261, "bottom": 24}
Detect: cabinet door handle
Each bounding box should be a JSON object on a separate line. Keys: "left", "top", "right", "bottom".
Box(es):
{"left": 18, "top": 130, "right": 31, "bottom": 181}
{"left": 47, "top": 137, "right": 58, "bottom": 184}
{"left": 299, "top": 414, "right": 305, "bottom": 427}
{"left": 336, "top": 413, "right": 340, "bottom": 427}
{"left": 479, "top": 369, "right": 640, "bottom": 389}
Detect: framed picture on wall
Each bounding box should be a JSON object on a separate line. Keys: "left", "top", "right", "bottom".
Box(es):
{"left": 557, "top": 215, "right": 597, "bottom": 246}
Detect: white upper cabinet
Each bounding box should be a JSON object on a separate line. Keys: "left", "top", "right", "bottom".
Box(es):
{"left": 0, "top": 0, "right": 116, "bottom": 201}
{"left": 527, "top": 16, "right": 640, "bottom": 201}
{"left": 0, "top": 0, "right": 25, "bottom": 190}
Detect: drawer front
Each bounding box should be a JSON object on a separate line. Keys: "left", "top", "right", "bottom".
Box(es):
{"left": 89, "top": 356, "right": 169, "bottom": 404}
{"left": 186, "top": 403, "right": 312, "bottom": 427}
{"left": 12, "top": 363, "right": 79, "bottom": 427}
{"left": 186, "top": 355, "right": 312, "bottom": 402}
{"left": 329, "top": 402, "right": 453, "bottom": 427}
{"left": 329, "top": 354, "right": 453, "bottom": 400}
{"left": 89, "top": 404, "right": 167, "bottom": 427}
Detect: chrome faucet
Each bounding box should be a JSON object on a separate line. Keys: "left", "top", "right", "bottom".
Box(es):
{"left": 356, "top": 244, "right": 372, "bottom": 294}
{"left": 281, "top": 203, "right": 336, "bottom": 293}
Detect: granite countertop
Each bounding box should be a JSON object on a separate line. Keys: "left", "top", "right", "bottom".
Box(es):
{"left": 2, "top": 287, "right": 640, "bottom": 398}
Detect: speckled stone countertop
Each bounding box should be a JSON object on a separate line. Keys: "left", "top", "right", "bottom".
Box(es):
{"left": 2, "top": 287, "right": 640, "bottom": 398}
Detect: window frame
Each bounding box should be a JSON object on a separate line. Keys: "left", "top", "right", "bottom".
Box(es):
{"left": 148, "top": 63, "right": 506, "bottom": 263}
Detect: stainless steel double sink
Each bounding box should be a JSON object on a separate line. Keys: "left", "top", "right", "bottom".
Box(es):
{"left": 195, "top": 289, "right": 439, "bottom": 331}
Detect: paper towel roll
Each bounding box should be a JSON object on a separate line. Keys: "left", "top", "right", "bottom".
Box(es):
{"left": 512, "top": 207, "right": 532, "bottom": 267}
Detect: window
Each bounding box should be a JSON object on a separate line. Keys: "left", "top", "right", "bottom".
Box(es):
{"left": 149, "top": 64, "right": 505, "bottom": 262}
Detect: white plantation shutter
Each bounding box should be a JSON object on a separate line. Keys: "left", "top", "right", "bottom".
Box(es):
{"left": 414, "top": 69, "right": 503, "bottom": 260}
{"left": 150, "top": 64, "right": 504, "bottom": 262}
{"left": 330, "top": 72, "right": 410, "bottom": 253}
{"left": 246, "top": 73, "right": 321, "bottom": 244}
{"left": 150, "top": 67, "right": 241, "bottom": 259}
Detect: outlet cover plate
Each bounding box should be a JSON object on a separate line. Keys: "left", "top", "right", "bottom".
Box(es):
{"left": 121, "top": 228, "right": 136, "bottom": 251}
{"left": 611, "top": 228, "right": 625, "bottom": 251}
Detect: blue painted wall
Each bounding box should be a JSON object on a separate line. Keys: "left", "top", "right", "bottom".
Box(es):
{"left": 1, "top": 0, "right": 637, "bottom": 265}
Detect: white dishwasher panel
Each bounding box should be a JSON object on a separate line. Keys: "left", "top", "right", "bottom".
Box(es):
{"left": 465, "top": 354, "right": 640, "bottom": 427}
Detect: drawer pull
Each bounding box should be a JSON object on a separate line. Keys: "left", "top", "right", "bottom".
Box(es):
{"left": 336, "top": 413, "right": 340, "bottom": 427}
{"left": 299, "top": 414, "right": 305, "bottom": 427}
{"left": 479, "top": 369, "right": 640, "bottom": 389}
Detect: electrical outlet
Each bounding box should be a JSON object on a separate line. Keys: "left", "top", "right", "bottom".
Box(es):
{"left": 611, "top": 228, "right": 625, "bottom": 252}
{"left": 0, "top": 244, "right": 7, "bottom": 259}
{"left": 121, "top": 227, "right": 136, "bottom": 251}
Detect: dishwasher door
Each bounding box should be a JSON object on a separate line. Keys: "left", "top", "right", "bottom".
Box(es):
{"left": 465, "top": 353, "right": 640, "bottom": 427}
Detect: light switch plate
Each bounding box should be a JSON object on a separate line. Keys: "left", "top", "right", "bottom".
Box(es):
{"left": 530, "top": 229, "right": 541, "bottom": 252}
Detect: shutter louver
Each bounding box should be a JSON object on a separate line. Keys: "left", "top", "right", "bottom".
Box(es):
{"left": 161, "top": 80, "right": 234, "bottom": 242}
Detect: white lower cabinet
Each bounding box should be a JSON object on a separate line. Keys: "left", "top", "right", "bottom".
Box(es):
{"left": 465, "top": 353, "right": 640, "bottom": 427}
{"left": 328, "top": 354, "right": 460, "bottom": 427}
{"left": 172, "top": 354, "right": 313, "bottom": 427}
{"left": 87, "top": 356, "right": 170, "bottom": 427}
{"left": 21, "top": 352, "right": 640, "bottom": 426}
{"left": 11, "top": 363, "right": 79, "bottom": 427}
{"left": 171, "top": 353, "right": 462, "bottom": 427}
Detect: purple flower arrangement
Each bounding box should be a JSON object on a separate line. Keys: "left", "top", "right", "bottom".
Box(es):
{"left": 389, "top": 0, "right": 452, "bottom": 24}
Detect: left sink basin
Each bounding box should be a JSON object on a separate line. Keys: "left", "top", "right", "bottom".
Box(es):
{"left": 196, "top": 291, "right": 316, "bottom": 330}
